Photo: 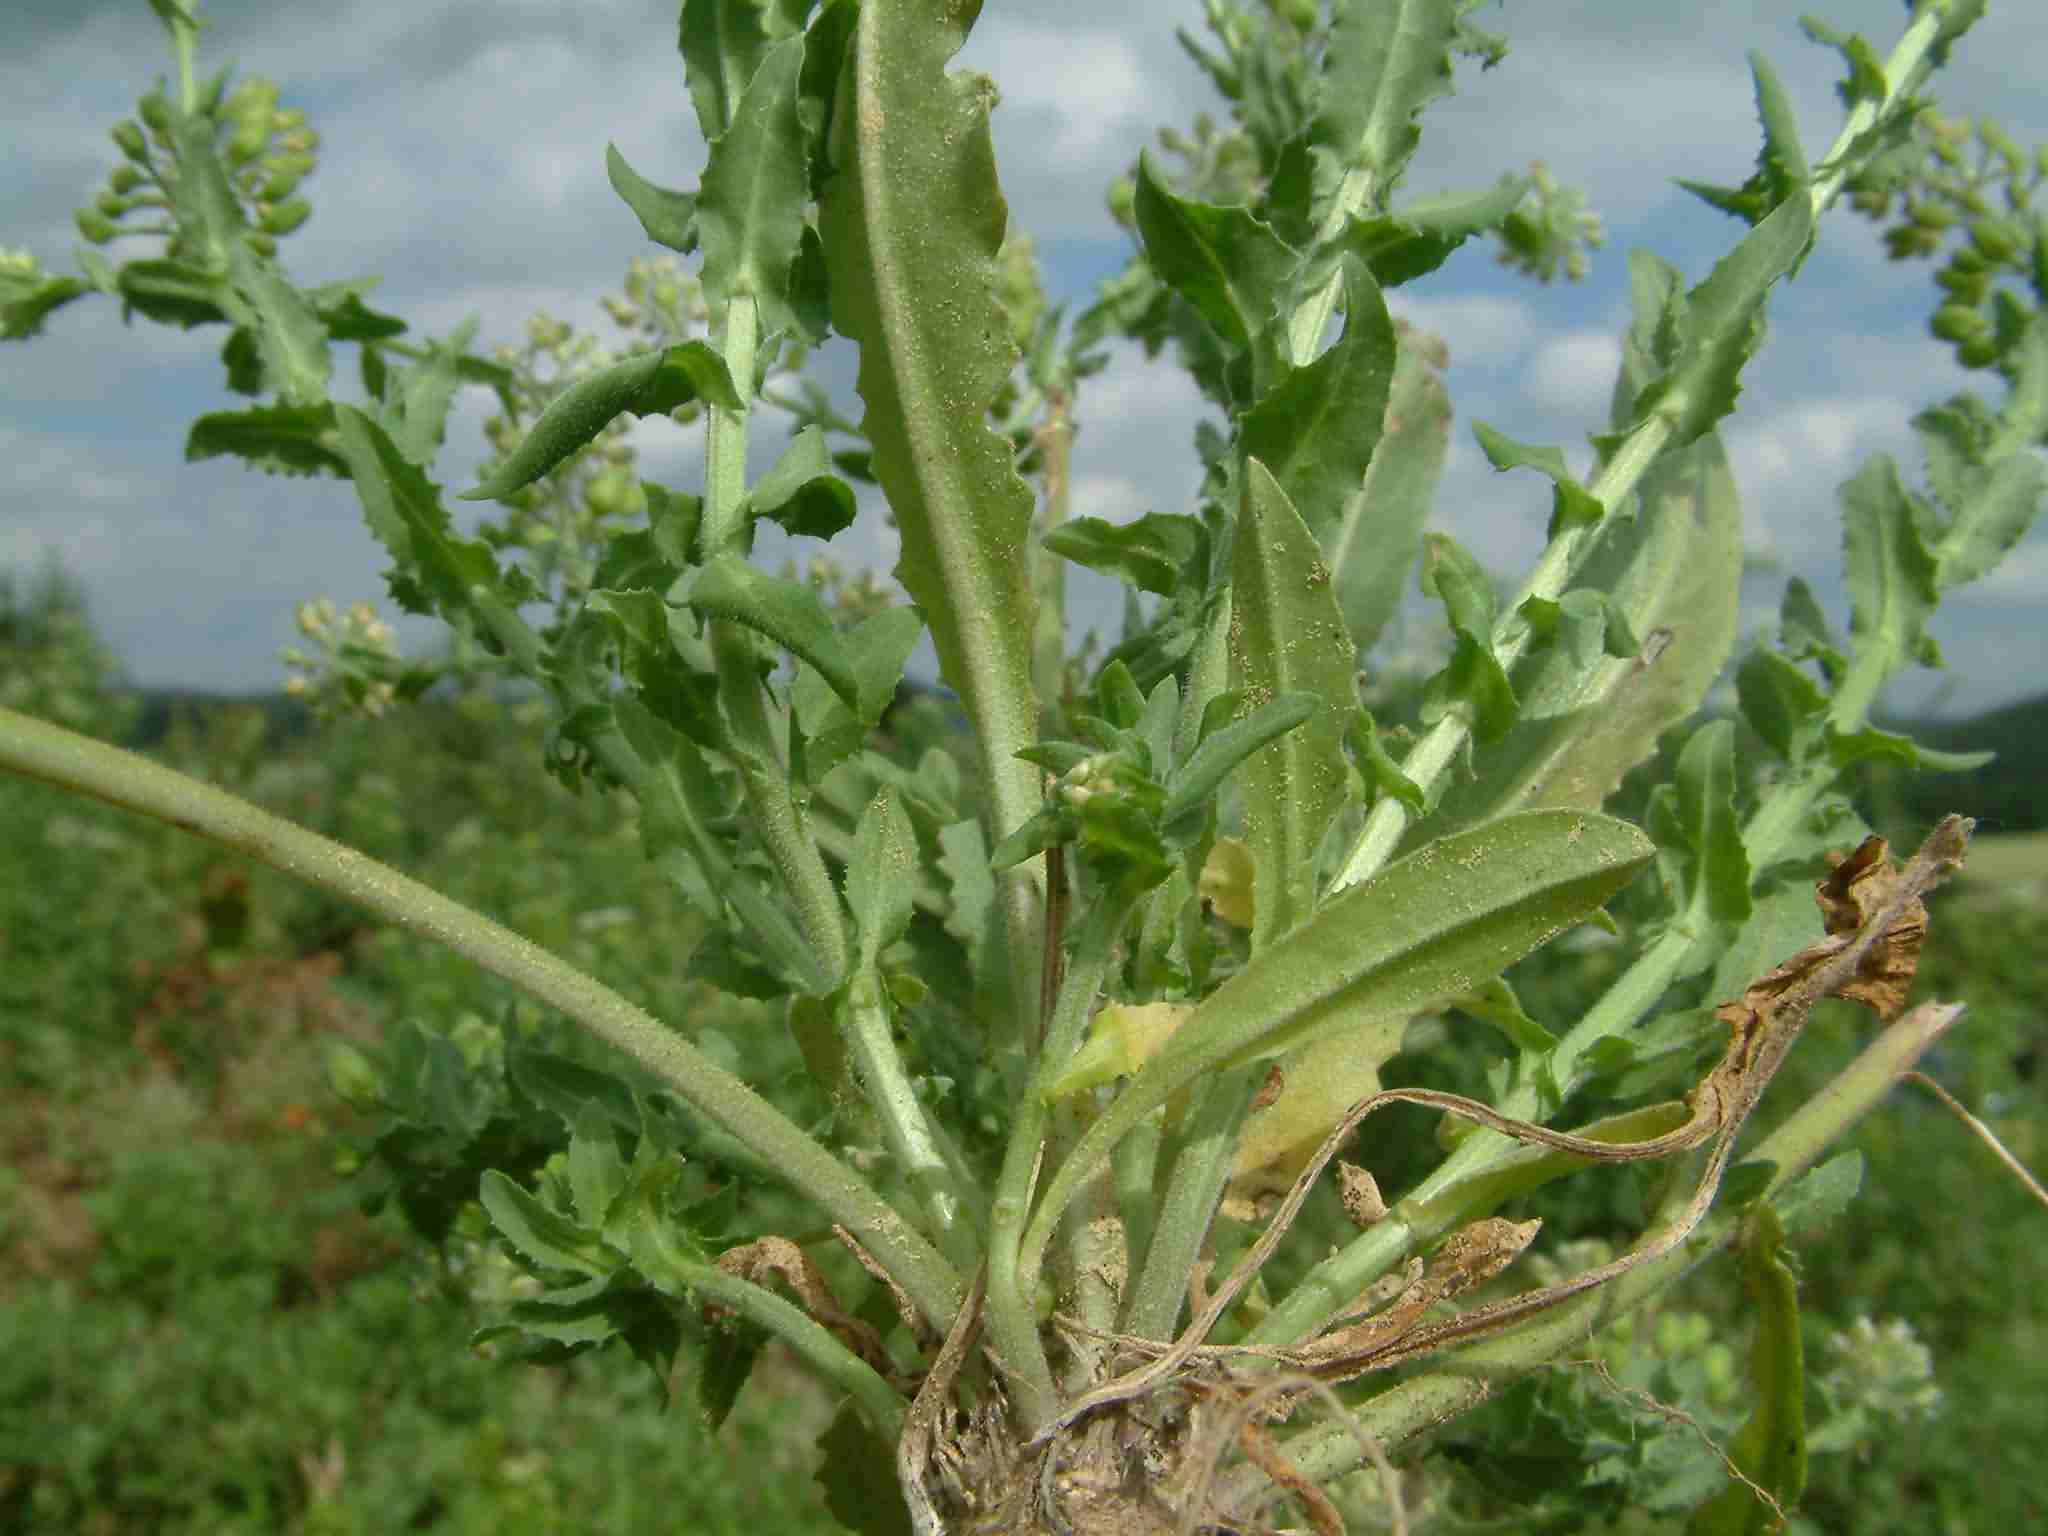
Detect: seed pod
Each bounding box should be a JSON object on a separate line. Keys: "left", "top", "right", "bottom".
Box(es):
{"left": 1969, "top": 216, "right": 2022, "bottom": 264}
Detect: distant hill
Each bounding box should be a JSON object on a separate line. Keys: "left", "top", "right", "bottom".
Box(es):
{"left": 1874, "top": 691, "right": 2048, "bottom": 836}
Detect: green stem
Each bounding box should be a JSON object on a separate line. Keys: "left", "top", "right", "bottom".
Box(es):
{"left": 1123, "top": 1062, "right": 1264, "bottom": 1341}
{"left": 668, "top": 1260, "right": 907, "bottom": 1442}
{"left": 0, "top": 706, "right": 965, "bottom": 1331}
{"left": 1217, "top": 999, "right": 1964, "bottom": 1512}
{"left": 843, "top": 967, "right": 983, "bottom": 1272}
{"left": 985, "top": 892, "right": 1136, "bottom": 1433}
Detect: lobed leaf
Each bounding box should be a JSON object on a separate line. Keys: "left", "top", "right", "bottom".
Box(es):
{"left": 696, "top": 34, "right": 809, "bottom": 339}
{"left": 687, "top": 553, "right": 861, "bottom": 711}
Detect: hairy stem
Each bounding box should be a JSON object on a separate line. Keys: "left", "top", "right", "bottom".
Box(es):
{"left": 0, "top": 706, "right": 965, "bottom": 1330}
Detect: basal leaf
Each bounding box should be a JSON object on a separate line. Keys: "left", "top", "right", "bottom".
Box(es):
{"left": 1240, "top": 257, "right": 1398, "bottom": 541}
{"left": 820, "top": 0, "right": 1041, "bottom": 849}
{"left": 1231, "top": 460, "right": 1357, "bottom": 946}
{"left": 687, "top": 553, "right": 860, "bottom": 710}
{"left": 606, "top": 142, "right": 698, "bottom": 254}
{"left": 459, "top": 343, "right": 741, "bottom": 502}
{"left": 185, "top": 402, "right": 347, "bottom": 477}
{"left": 815, "top": 1402, "right": 913, "bottom": 1536}
{"left": 697, "top": 34, "right": 809, "bottom": 339}
{"left": 1026, "top": 810, "right": 1654, "bottom": 1250}
{"left": 1329, "top": 323, "right": 1449, "bottom": 651}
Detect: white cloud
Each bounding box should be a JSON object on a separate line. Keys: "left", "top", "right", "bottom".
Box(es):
{"left": 1390, "top": 295, "right": 1537, "bottom": 371}
{"left": 1526, "top": 331, "right": 1622, "bottom": 416}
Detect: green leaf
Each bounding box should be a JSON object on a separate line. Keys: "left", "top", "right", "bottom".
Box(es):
{"left": 1605, "top": 193, "right": 1815, "bottom": 455}
{"left": 1737, "top": 648, "right": 1826, "bottom": 762}
{"left": 820, "top": 0, "right": 1042, "bottom": 850}
{"left": 687, "top": 553, "right": 860, "bottom": 711}
{"left": 1162, "top": 689, "right": 1320, "bottom": 832}
{"left": 459, "top": 343, "right": 742, "bottom": 502}
{"left": 1315, "top": 0, "right": 1466, "bottom": 200}
{"left": 1026, "top": 810, "right": 1655, "bottom": 1247}
{"left": 699, "top": 1314, "right": 770, "bottom": 1431}
{"left": 606, "top": 142, "right": 698, "bottom": 254}
{"left": 1330, "top": 177, "right": 1529, "bottom": 288}
{"left": 1688, "top": 1205, "right": 1807, "bottom": 1536}
{"left": 1674, "top": 718, "right": 1751, "bottom": 930}
{"left": 697, "top": 35, "right": 809, "bottom": 339}
{"left": 479, "top": 1170, "right": 617, "bottom": 1278}
{"left": 1472, "top": 420, "right": 1603, "bottom": 534}
{"left": 1329, "top": 324, "right": 1450, "bottom": 652}
{"left": 847, "top": 785, "right": 917, "bottom": 971}
{"left": 116, "top": 257, "right": 228, "bottom": 328}
{"left": 0, "top": 266, "right": 88, "bottom": 340}
{"left": 1839, "top": 455, "right": 1942, "bottom": 685}
{"left": 1241, "top": 257, "right": 1398, "bottom": 540}
{"left": 333, "top": 406, "right": 529, "bottom": 635}
{"left": 1133, "top": 151, "right": 1298, "bottom": 363}
{"left": 680, "top": 0, "right": 777, "bottom": 142}
{"left": 1769, "top": 1150, "right": 1863, "bottom": 1237}
{"left": 1916, "top": 405, "right": 2046, "bottom": 595}
{"left": 748, "top": 424, "right": 857, "bottom": 539}
{"left": 1419, "top": 533, "right": 1518, "bottom": 744}
{"left": 1427, "top": 432, "right": 1743, "bottom": 832}
{"left": 814, "top": 1401, "right": 912, "bottom": 1536}
{"left": 1449, "top": 977, "right": 1559, "bottom": 1056}
{"left": 1678, "top": 53, "right": 1811, "bottom": 225}
{"left": 376, "top": 318, "right": 474, "bottom": 468}
{"left": 1044, "top": 512, "right": 1206, "bottom": 596}
{"left": 185, "top": 402, "right": 348, "bottom": 477}
{"left": 1229, "top": 461, "right": 1357, "bottom": 944}
{"left": 566, "top": 1102, "right": 629, "bottom": 1230}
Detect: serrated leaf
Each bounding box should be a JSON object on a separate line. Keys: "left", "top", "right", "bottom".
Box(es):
{"left": 510, "top": 1048, "right": 643, "bottom": 1136}
{"left": 1132, "top": 151, "right": 1299, "bottom": 358}
{"left": 333, "top": 406, "right": 527, "bottom": 629}
{"left": 1450, "top": 977, "right": 1559, "bottom": 1055}
{"left": 1316, "top": 0, "right": 1465, "bottom": 199}
{"left": 699, "top": 1314, "right": 769, "bottom": 1431}
{"left": 1607, "top": 193, "right": 1814, "bottom": 455}
{"left": 1329, "top": 325, "right": 1450, "bottom": 652}
{"left": 1768, "top": 1150, "right": 1863, "bottom": 1237}
{"left": 116, "top": 257, "right": 227, "bottom": 328}
{"left": 847, "top": 786, "right": 917, "bottom": 971}
{"left": 1241, "top": 257, "right": 1398, "bottom": 540}
{"left": 606, "top": 142, "right": 698, "bottom": 254}
{"left": 680, "top": 0, "right": 777, "bottom": 142}
{"left": 1231, "top": 460, "right": 1357, "bottom": 946}
{"left": 1674, "top": 718, "right": 1751, "bottom": 930}
{"left": 748, "top": 424, "right": 857, "bottom": 539}
{"left": 459, "top": 343, "right": 741, "bottom": 502}
{"left": 1331, "top": 176, "right": 1528, "bottom": 288}
{"left": 185, "top": 402, "right": 348, "bottom": 477}
{"left": 1839, "top": 455, "right": 1942, "bottom": 686}
{"left": 567, "top": 1101, "right": 629, "bottom": 1229}
{"left": 820, "top": 0, "right": 1041, "bottom": 849}
{"left": 1736, "top": 647, "right": 1826, "bottom": 762}
{"left": 687, "top": 553, "right": 860, "bottom": 710}
{"left": 1043, "top": 512, "right": 1206, "bottom": 596}
{"left": 698, "top": 35, "right": 808, "bottom": 339}
{"left": 1028, "top": 810, "right": 1655, "bottom": 1243}
{"left": 480, "top": 1170, "right": 617, "bottom": 1278}
{"left": 377, "top": 318, "right": 473, "bottom": 468}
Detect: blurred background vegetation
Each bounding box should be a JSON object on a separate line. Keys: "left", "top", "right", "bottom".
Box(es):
{"left": 2, "top": 562, "right": 2041, "bottom": 1533}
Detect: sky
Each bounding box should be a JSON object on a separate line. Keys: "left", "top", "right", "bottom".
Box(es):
{"left": 6, "top": 0, "right": 2046, "bottom": 720}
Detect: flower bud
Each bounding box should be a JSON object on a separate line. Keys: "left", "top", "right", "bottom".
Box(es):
{"left": 112, "top": 120, "right": 149, "bottom": 160}
{"left": 259, "top": 198, "right": 312, "bottom": 236}
{"left": 74, "top": 209, "right": 118, "bottom": 244}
